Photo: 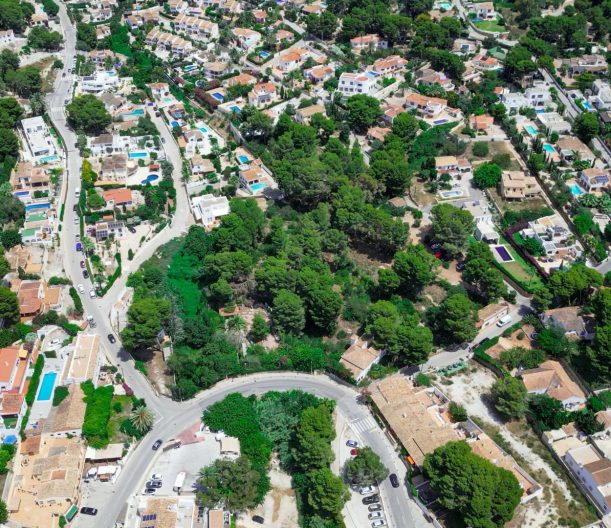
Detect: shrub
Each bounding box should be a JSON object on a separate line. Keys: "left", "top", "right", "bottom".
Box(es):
{"left": 69, "top": 287, "right": 83, "bottom": 314}
{"left": 25, "top": 356, "right": 45, "bottom": 406}
{"left": 415, "top": 373, "right": 432, "bottom": 387}
{"left": 472, "top": 142, "right": 489, "bottom": 157}
{"left": 52, "top": 385, "right": 69, "bottom": 407}
{"left": 448, "top": 402, "right": 468, "bottom": 422}
{"left": 80, "top": 380, "right": 114, "bottom": 448}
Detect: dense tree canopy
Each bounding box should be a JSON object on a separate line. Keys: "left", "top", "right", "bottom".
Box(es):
{"left": 67, "top": 95, "right": 112, "bottom": 134}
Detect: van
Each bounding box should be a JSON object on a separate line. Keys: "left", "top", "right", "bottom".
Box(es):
{"left": 496, "top": 314, "right": 512, "bottom": 327}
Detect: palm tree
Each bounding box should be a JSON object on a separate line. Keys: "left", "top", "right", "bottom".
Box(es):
{"left": 129, "top": 407, "right": 155, "bottom": 434}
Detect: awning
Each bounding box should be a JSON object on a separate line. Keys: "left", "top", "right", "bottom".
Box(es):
{"left": 65, "top": 504, "right": 78, "bottom": 521}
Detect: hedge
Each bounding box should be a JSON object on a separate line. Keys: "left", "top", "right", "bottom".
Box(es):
{"left": 81, "top": 380, "right": 114, "bottom": 448}
{"left": 25, "top": 356, "right": 45, "bottom": 406}
{"left": 69, "top": 287, "right": 83, "bottom": 314}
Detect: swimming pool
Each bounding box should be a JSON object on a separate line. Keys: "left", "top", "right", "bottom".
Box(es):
{"left": 583, "top": 101, "right": 593, "bottom": 111}
{"left": 439, "top": 189, "right": 463, "bottom": 199}
{"left": 184, "top": 64, "right": 197, "bottom": 72}
{"left": 39, "top": 155, "right": 59, "bottom": 163}
{"left": 128, "top": 151, "right": 147, "bottom": 158}
{"left": 436, "top": 1, "right": 452, "bottom": 9}
{"left": 123, "top": 108, "right": 145, "bottom": 117}
{"left": 199, "top": 126, "right": 208, "bottom": 133}
{"left": 366, "top": 71, "right": 380, "bottom": 78}
{"left": 259, "top": 50, "right": 270, "bottom": 59}
{"left": 525, "top": 125, "right": 538, "bottom": 136}
{"left": 250, "top": 182, "right": 267, "bottom": 192}
{"left": 434, "top": 119, "right": 448, "bottom": 125}
{"left": 569, "top": 183, "right": 584, "bottom": 196}
{"left": 37, "top": 372, "right": 57, "bottom": 401}
{"left": 238, "top": 155, "right": 249, "bottom": 164}
{"left": 15, "top": 191, "right": 29, "bottom": 196}
{"left": 163, "top": 97, "right": 174, "bottom": 103}
{"left": 171, "top": 121, "right": 180, "bottom": 127}
{"left": 25, "top": 202, "right": 50, "bottom": 212}
{"left": 230, "top": 105, "right": 241, "bottom": 113}
{"left": 142, "top": 174, "right": 159, "bottom": 185}
{"left": 494, "top": 245, "right": 514, "bottom": 262}
{"left": 543, "top": 144, "right": 556, "bottom": 154}
{"left": 535, "top": 109, "right": 546, "bottom": 114}
{"left": 211, "top": 92, "right": 224, "bottom": 101}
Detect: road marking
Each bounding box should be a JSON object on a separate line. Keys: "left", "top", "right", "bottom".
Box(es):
{"left": 350, "top": 416, "right": 376, "bottom": 434}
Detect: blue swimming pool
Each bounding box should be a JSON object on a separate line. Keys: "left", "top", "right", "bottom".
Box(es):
{"left": 199, "top": 126, "right": 208, "bottom": 133}
{"left": 3, "top": 435, "right": 17, "bottom": 444}
{"left": 171, "top": 121, "right": 180, "bottom": 127}
{"left": 543, "top": 144, "right": 556, "bottom": 154}
{"left": 535, "top": 109, "right": 546, "bottom": 114}
{"left": 230, "top": 105, "right": 241, "bottom": 113}
{"left": 123, "top": 108, "right": 145, "bottom": 117}
{"left": 525, "top": 125, "right": 538, "bottom": 136}
{"left": 238, "top": 155, "right": 249, "bottom": 164}
{"left": 583, "top": 101, "right": 593, "bottom": 111}
{"left": 25, "top": 202, "right": 50, "bottom": 212}
{"left": 259, "top": 50, "right": 270, "bottom": 59}
{"left": 142, "top": 174, "right": 159, "bottom": 184}
{"left": 250, "top": 182, "right": 267, "bottom": 192}
{"left": 39, "top": 155, "right": 59, "bottom": 163}
{"left": 569, "top": 183, "right": 584, "bottom": 196}
{"left": 37, "top": 372, "right": 57, "bottom": 401}
{"left": 15, "top": 191, "right": 29, "bottom": 196}
{"left": 494, "top": 245, "right": 514, "bottom": 262}
{"left": 211, "top": 92, "right": 224, "bottom": 101}
{"left": 128, "top": 151, "right": 147, "bottom": 158}
{"left": 434, "top": 119, "right": 448, "bottom": 125}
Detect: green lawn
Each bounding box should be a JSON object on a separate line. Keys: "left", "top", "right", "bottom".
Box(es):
{"left": 495, "top": 235, "right": 544, "bottom": 291}
{"left": 474, "top": 19, "right": 506, "bottom": 32}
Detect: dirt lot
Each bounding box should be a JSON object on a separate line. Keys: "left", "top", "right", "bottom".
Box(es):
{"left": 438, "top": 364, "right": 598, "bottom": 527}
{"left": 237, "top": 457, "right": 298, "bottom": 528}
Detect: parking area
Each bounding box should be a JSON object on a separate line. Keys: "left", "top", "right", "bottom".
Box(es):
{"left": 137, "top": 432, "right": 221, "bottom": 497}
{"left": 337, "top": 415, "right": 390, "bottom": 528}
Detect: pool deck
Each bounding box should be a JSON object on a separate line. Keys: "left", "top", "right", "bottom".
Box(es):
{"left": 28, "top": 358, "right": 64, "bottom": 426}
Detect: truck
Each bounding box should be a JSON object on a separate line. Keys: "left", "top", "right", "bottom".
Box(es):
{"left": 173, "top": 472, "right": 186, "bottom": 494}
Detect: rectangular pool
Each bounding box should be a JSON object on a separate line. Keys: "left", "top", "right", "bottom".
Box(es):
{"left": 25, "top": 202, "right": 50, "bottom": 212}
{"left": 37, "top": 372, "right": 57, "bottom": 401}
{"left": 569, "top": 183, "right": 584, "bottom": 196}
{"left": 128, "top": 152, "right": 147, "bottom": 158}
{"left": 250, "top": 182, "right": 267, "bottom": 192}
{"left": 211, "top": 92, "right": 224, "bottom": 101}
{"left": 525, "top": 125, "right": 538, "bottom": 136}
{"left": 494, "top": 245, "right": 514, "bottom": 262}
{"left": 543, "top": 144, "right": 556, "bottom": 154}
{"left": 238, "top": 155, "right": 249, "bottom": 164}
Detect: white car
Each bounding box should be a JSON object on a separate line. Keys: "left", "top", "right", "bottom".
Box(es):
{"left": 151, "top": 473, "right": 163, "bottom": 481}
{"left": 371, "top": 521, "right": 386, "bottom": 527}
{"left": 359, "top": 486, "right": 375, "bottom": 495}
{"left": 89, "top": 290, "right": 97, "bottom": 299}
{"left": 368, "top": 511, "right": 384, "bottom": 520}
{"left": 77, "top": 284, "right": 85, "bottom": 294}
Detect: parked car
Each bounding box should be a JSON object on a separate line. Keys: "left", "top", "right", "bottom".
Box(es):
{"left": 389, "top": 473, "right": 400, "bottom": 488}
{"left": 82, "top": 270, "right": 89, "bottom": 279}
{"left": 346, "top": 439, "right": 359, "bottom": 448}
{"left": 362, "top": 494, "right": 380, "bottom": 505}
{"left": 152, "top": 439, "right": 163, "bottom": 450}
{"left": 371, "top": 520, "right": 386, "bottom": 527}
{"left": 128, "top": 226, "right": 136, "bottom": 234}
{"left": 496, "top": 314, "right": 512, "bottom": 327}
{"left": 252, "top": 516, "right": 265, "bottom": 524}
{"left": 74, "top": 217, "right": 79, "bottom": 224}
{"left": 76, "top": 242, "right": 82, "bottom": 252}
{"left": 89, "top": 290, "right": 97, "bottom": 299}
{"left": 359, "top": 486, "right": 375, "bottom": 495}
{"left": 350, "top": 448, "right": 358, "bottom": 456}
{"left": 80, "top": 507, "right": 98, "bottom": 516}
{"left": 368, "top": 504, "right": 382, "bottom": 512}
{"left": 107, "top": 334, "right": 116, "bottom": 344}
{"left": 151, "top": 473, "right": 163, "bottom": 480}
{"left": 143, "top": 488, "right": 157, "bottom": 495}
{"left": 146, "top": 480, "right": 162, "bottom": 488}
{"left": 368, "top": 512, "right": 384, "bottom": 520}
{"left": 77, "top": 284, "right": 85, "bottom": 294}
{"left": 80, "top": 260, "right": 85, "bottom": 268}
{"left": 456, "top": 261, "right": 466, "bottom": 271}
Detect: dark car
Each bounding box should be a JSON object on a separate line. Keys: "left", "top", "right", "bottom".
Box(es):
{"left": 252, "top": 515, "right": 265, "bottom": 524}
{"left": 108, "top": 334, "right": 116, "bottom": 344}
{"left": 456, "top": 261, "right": 466, "bottom": 271}
{"left": 362, "top": 494, "right": 380, "bottom": 505}
{"left": 82, "top": 270, "right": 89, "bottom": 279}
{"left": 128, "top": 226, "right": 136, "bottom": 234}
{"left": 152, "top": 439, "right": 163, "bottom": 450}
{"left": 80, "top": 507, "right": 98, "bottom": 516}
{"left": 80, "top": 260, "right": 85, "bottom": 268}
{"left": 389, "top": 474, "right": 400, "bottom": 488}
{"left": 146, "top": 480, "right": 163, "bottom": 488}
{"left": 76, "top": 242, "right": 82, "bottom": 252}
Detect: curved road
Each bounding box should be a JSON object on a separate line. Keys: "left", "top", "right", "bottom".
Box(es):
{"left": 47, "top": 3, "right": 424, "bottom": 528}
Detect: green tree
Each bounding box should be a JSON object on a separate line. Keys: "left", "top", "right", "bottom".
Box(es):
{"left": 573, "top": 112, "right": 599, "bottom": 143}
{"left": 0, "top": 128, "right": 19, "bottom": 162}
{"left": 522, "top": 236, "right": 545, "bottom": 256}
{"left": 528, "top": 393, "right": 571, "bottom": 430}
{"left": 463, "top": 258, "right": 508, "bottom": 303}
{"left": 0, "top": 498, "right": 7, "bottom": 523}
{"left": 392, "top": 244, "right": 438, "bottom": 295}
{"left": 430, "top": 203, "right": 475, "bottom": 258}
{"left": 272, "top": 289, "right": 305, "bottom": 335}
{"left": 344, "top": 446, "right": 389, "bottom": 486}
{"left": 0, "top": 0, "right": 33, "bottom": 32}
{"left": 473, "top": 162, "right": 502, "bottom": 189}
{"left": 27, "top": 26, "right": 63, "bottom": 50}
{"left": 76, "top": 22, "right": 97, "bottom": 50}
{"left": 306, "top": 468, "right": 350, "bottom": 522}
{"left": 198, "top": 457, "right": 261, "bottom": 511}
{"left": 436, "top": 293, "right": 477, "bottom": 344}
{"left": 424, "top": 441, "right": 522, "bottom": 528}
{"left": 396, "top": 323, "right": 434, "bottom": 366}
{"left": 345, "top": 95, "right": 382, "bottom": 134}
{"left": 67, "top": 94, "right": 111, "bottom": 135}
{"left": 472, "top": 142, "right": 489, "bottom": 157}
{"left": 0, "top": 286, "right": 19, "bottom": 325}
{"left": 448, "top": 401, "right": 468, "bottom": 422}
{"left": 504, "top": 45, "right": 537, "bottom": 82}
{"left": 250, "top": 313, "right": 269, "bottom": 342}
{"left": 491, "top": 376, "right": 527, "bottom": 418}
{"left": 575, "top": 410, "right": 604, "bottom": 435}
{"left": 4, "top": 66, "right": 41, "bottom": 97}
{"left": 306, "top": 11, "right": 338, "bottom": 39}
{"left": 391, "top": 112, "right": 419, "bottom": 142}
{"left": 121, "top": 297, "right": 171, "bottom": 350}
{"left": 129, "top": 406, "right": 154, "bottom": 434}
{"left": 292, "top": 404, "right": 335, "bottom": 472}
